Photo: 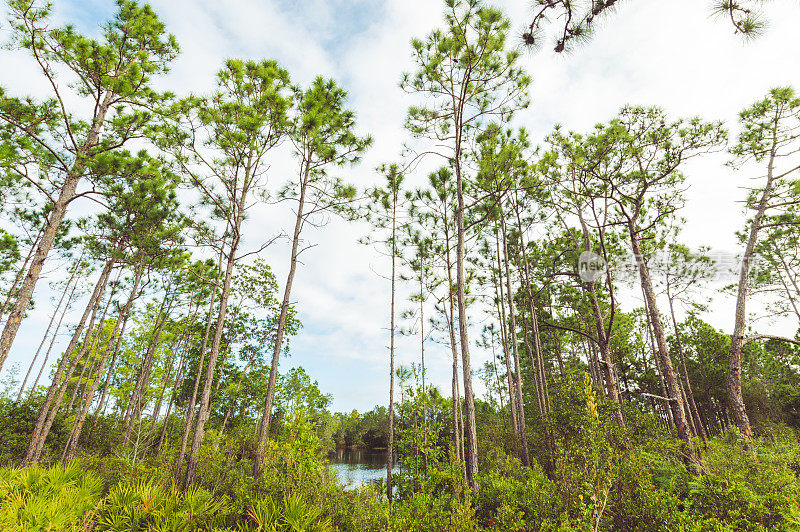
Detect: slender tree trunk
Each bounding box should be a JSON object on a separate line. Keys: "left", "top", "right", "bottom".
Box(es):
{"left": 147, "top": 340, "right": 177, "bottom": 441}
{"left": 442, "top": 210, "right": 465, "bottom": 464}
{"left": 728, "top": 134, "right": 777, "bottom": 445}
{"left": 157, "top": 350, "right": 188, "bottom": 453}
{"left": 553, "top": 321, "right": 565, "bottom": 376}
{"left": 89, "top": 260, "right": 144, "bottom": 434}
{"left": 642, "top": 285, "right": 673, "bottom": 429}
{"left": 255, "top": 167, "right": 309, "bottom": 476}
{"left": 494, "top": 225, "right": 520, "bottom": 452}
{"left": 511, "top": 201, "right": 559, "bottom": 469}
{"left": 184, "top": 207, "right": 243, "bottom": 490}
{"left": 498, "top": 215, "right": 530, "bottom": 467}
{"left": 64, "top": 277, "right": 118, "bottom": 419}
{"left": 629, "top": 228, "right": 699, "bottom": 472}
{"left": 175, "top": 256, "right": 220, "bottom": 481}
{"left": 668, "top": 296, "right": 708, "bottom": 447}
{"left": 0, "top": 227, "right": 43, "bottom": 327}
{"left": 93, "top": 306, "right": 131, "bottom": 412}
{"left": 149, "top": 306, "right": 196, "bottom": 451}
{"left": 17, "top": 260, "right": 80, "bottom": 401}
{"left": 495, "top": 281, "right": 519, "bottom": 440}
{"left": 419, "top": 270, "right": 428, "bottom": 471}
{"left": 62, "top": 268, "right": 141, "bottom": 463}
{"left": 386, "top": 198, "right": 397, "bottom": 503}
{"left": 453, "top": 123, "right": 479, "bottom": 488}
{"left": 21, "top": 258, "right": 114, "bottom": 466}
{"left": 65, "top": 345, "right": 96, "bottom": 416}
{"left": 576, "top": 213, "right": 625, "bottom": 429}
{"left": 28, "top": 276, "right": 80, "bottom": 401}
{"left": 88, "top": 293, "right": 133, "bottom": 440}
{"left": 444, "top": 302, "right": 463, "bottom": 462}
{"left": 490, "top": 338, "right": 507, "bottom": 427}
{"left": 215, "top": 402, "right": 233, "bottom": 450}
{"left": 0, "top": 95, "right": 112, "bottom": 371}
{"left": 124, "top": 289, "right": 174, "bottom": 444}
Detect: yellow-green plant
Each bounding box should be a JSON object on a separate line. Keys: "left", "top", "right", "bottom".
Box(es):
{"left": 0, "top": 463, "right": 104, "bottom": 531}
{"left": 96, "top": 478, "right": 223, "bottom": 531}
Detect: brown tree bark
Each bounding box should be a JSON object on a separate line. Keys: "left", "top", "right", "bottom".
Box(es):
{"left": 123, "top": 289, "right": 175, "bottom": 444}
{"left": 494, "top": 276, "right": 519, "bottom": 441}
{"left": 386, "top": 196, "right": 397, "bottom": 502}
{"left": 157, "top": 351, "right": 188, "bottom": 453}
{"left": 576, "top": 213, "right": 626, "bottom": 430}
{"left": 17, "top": 260, "right": 80, "bottom": 402}
{"left": 175, "top": 257, "right": 220, "bottom": 481}
{"left": 21, "top": 258, "right": 114, "bottom": 466}
{"left": 0, "top": 227, "right": 43, "bottom": 327}
{"left": 453, "top": 118, "right": 479, "bottom": 489}
{"left": 442, "top": 202, "right": 464, "bottom": 465}
{"left": 497, "top": 215, "right": 530, "bottom": 467}
{"left": 62, "top": 268, "right": 141, "bottom": 463}
{"left": 87, "top": 266, "right": 140, "bottom": 441}
{"left": 254, "top": 166, "right": 309, "bottom": 477}
{"left": 183, "top": 224, "right": 240, "bottom": 491}
{"left": 728, "top": 132, "right": 778, "bottom": 445}
{"left": 27, "top": 276, "right": 80, "bottom": 401}
{"left": 630, "top": 228, "right": 700, "bottom": 472}
{"left": 667, "top": 297, "right": 708, "bottom": 447}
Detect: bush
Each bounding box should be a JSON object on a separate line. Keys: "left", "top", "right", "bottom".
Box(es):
{"left": 0, "top": 397, "right": 68, "bottom": 465}
{"left": 685, "top": 429, "right": 800, "bottom": 530}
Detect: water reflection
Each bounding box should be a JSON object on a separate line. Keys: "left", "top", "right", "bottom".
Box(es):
{"left": 327, "top": 448, "right": 399, "bottom": 488}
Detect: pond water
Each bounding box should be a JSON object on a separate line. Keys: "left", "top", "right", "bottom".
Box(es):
{"left": 327, "top": 448, "right": 399, "bottom": 488}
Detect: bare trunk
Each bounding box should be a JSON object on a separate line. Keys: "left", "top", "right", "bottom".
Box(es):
{"left": 668, "top": 296, "right": 708, "bottom": 447}
{"left": 386, "top": 198, "right": 397, "bottom": 502}
{"left": 175, "top": 256, "right": 220, "bottom": 481}
{"left": 28, "top": 278, "right": 80, "bottom": 400}
{"left": 511, "top": 201, "right": 559, "bottom": 470}
{"left": 454, "top": 133, "right": 478, "bottom": 489}
{"left": 728, "top": 135, "right": 777, "bottom": 445}
{"left": 0, "top": 227, "right": 42, "bottom": 326}
{"left": 443, "top": 210, "right": 464, "bottom": 463}
{"left": 419, "top": 271, "right": 428, "bottom": 471}
{"left": 147, "top": 341, "right": 177, "bottom": 440}
{"left": 17, "top": 260, "right": 80, "bottom": 402}
{"left": 64, "top": 278, "right": 118, "bottom": 419}
{"left": 183, "top": 230, "right": 239, "bottom": 491}
{"left": 157, "top": 352, "right": 188, "bottom": 453}
{"left": 21, "top": 258, "right": 114, "bottom": 466}
{"left": 444, "top": 302, "right": 462, "bottom": 462}
{"left": 255, "top": 167, "right": 309, "bottom": 476}
{"left": 495, "top": 280, "right": 519, "bottom": 439}
{"left": 630, "top": 228, "right": 699, "bottom": 472}
{"left": 124, "top": 289, "right": 174, "bottom": 444}
{"left": 498, "top": 214, "right": 530, "bottom": 467}
{"left": 88, "top": 261, "right": 144, "bottom": 433}
{"left": 577, "top": 213, "right": 625, "bottom": 429}
{"left": 62, "top": 268, "right": 140, "bottom": 463}
{"left": 643, "top": 286, "right": 674, "bottom": 430}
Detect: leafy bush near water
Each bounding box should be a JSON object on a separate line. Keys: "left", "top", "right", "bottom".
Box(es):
{"left": 3, "top": 378, "right": 800, "bottom": 531}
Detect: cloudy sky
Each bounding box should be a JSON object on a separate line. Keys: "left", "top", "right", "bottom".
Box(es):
{"left": 1, "top": 0, "right": 799, "bottom": 412}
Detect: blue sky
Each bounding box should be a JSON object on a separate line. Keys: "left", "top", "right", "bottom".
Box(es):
{"left": 2, "top": 0, "right": 800, "bottom": 412}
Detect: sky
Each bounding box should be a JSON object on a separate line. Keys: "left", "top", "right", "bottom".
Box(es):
{"left": 1, "top": 0, "right": 799, "bottom": 413}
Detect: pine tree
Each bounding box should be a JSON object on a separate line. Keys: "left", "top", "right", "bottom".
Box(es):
{"left": 0, "top": 0, "right": 178, "bottom": 370}
{"left": 254, "top": 76, "right": 370, "bottom": 477}
{"left": 402, "top": 0, "right": 530, "bottom": 488}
